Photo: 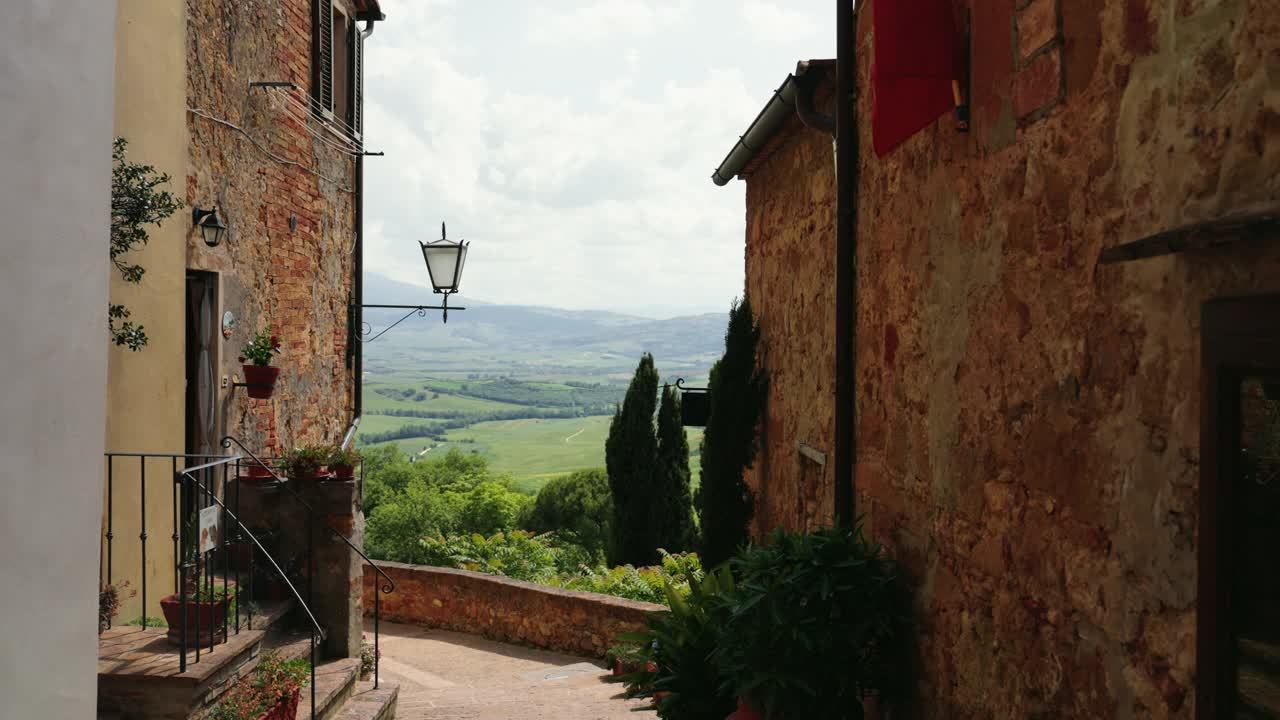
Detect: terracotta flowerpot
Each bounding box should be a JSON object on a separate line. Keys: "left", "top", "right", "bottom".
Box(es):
{"left": 330, "top": 463, "right": 355, "bottom": 480}
{"left": 159, "top": 593, "right": 229, "bottom": 646}
{"left": 239, "top": 462, "right": 277, "bottom": 483}
{"left": 241, "top": 365, "right": 280, "bottom": 399}
{"left": 726, "top": 697, "right": 763, "bottom": 720}
{"left": 258, "top": 689, "right": 300, "bottom": 720}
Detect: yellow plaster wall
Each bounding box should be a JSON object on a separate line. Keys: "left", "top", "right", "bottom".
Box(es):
{"left": 105, "top": 0, "right": 189, "bottom": 621}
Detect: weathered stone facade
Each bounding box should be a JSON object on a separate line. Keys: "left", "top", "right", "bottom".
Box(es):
{"left": 737, "top": 1, "right": 1280, "bottom": 716}
{"left": 186, "top": 0, "right": 360, "bottom": 452}
{"left": 363, "top": 562, "right": 664, "bottom": 658}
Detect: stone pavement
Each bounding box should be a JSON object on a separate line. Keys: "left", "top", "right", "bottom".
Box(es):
{"left": 369, "top": 619, "right": 656, "bottom": 719}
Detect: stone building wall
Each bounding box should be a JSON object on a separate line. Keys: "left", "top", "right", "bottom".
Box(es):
{"left": 741, "top": 0, "right": 1280, "bottom": 716}
{"left": 363, "top": 562, "right": 664, "bottom": 658}
{"left": 186, "top": 0, "right": 359, "bottom": 452}
{"left": 743, "top": 122, "right": 838, "bottom": 538}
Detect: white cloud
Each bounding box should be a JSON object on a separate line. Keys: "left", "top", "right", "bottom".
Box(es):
{"left": 362, "top": 1, "right": 833, "bottom": 317}
{"left": 525, "top": 0, "right": 691, "bottom": 45}
{"left": 741, "top": 1, "right": 822, "bottom": 44}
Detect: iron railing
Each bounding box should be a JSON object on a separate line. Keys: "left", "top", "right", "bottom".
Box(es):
{"left": 175, "top": 456, "right": 324, "bottom": 716}
{"left": 221, "top": 436, "right": 395, "bottom": 688}
{"left": 101, "top": 438, "right": 393, "bottom": 711}
{"left": 101, "top": 452, "right": 224, "bottom": 629}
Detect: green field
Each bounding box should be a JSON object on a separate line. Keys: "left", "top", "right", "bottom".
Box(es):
{"left": 363, "top": 385, "right": 525, "bottom": 414}
{"left": 365, "top": 414, "right": 703, "bottom": 494}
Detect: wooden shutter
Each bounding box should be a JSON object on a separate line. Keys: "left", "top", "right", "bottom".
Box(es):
{"left": 351, "top": 23, "right": 363, "bottom": 137}
{"left": 312, "top": 0, "right": 334, "bottom": 115}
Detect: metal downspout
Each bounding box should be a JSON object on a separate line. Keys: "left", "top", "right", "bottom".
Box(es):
{"left": 834, "top": 0, "right": 858, "bottom": 527}
{"left": 352, "top": 17, "right": 375, "bottom": 422}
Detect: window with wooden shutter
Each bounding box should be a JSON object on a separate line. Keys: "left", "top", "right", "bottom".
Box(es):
{"left": 351, "top": 23, "right": 363, "bottom": 138}
{"left": 312, "top": 0, "right": 334, "bottom": 116}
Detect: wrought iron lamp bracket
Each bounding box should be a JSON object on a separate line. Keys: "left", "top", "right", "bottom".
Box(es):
{"left": 351, "top": 295, "right": 466, "bottom": 343}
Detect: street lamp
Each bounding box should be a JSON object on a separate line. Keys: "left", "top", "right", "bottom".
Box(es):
{"left": 192, "top": 206, "right": 227, "bottom": 248}
{"left": 420, "top": 222, "right": 469, "bottom": 295}
{"left": 351, "top": 220, "right": 470, "bottom": 345}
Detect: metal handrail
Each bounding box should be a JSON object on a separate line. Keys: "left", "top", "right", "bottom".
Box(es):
{"left": 221, "top": 435, "right": 395, "bottom": 687}
{"left": 177, "top": 457, "right": 324, "bottom": 716}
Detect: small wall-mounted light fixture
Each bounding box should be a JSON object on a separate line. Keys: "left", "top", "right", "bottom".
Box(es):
{"left": 192, "top": 206, "right": 227, "bottom": 248}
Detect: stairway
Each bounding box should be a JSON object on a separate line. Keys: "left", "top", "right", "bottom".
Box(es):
{"left": 97, "top": 602, "right": 398, "bottom": 720}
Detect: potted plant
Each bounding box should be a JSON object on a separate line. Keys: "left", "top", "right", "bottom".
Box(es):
{"left": 239, "top": 329, "right": 282, "bottom": 399}
{"left": 282, "top": 446, "right": 329, "bottom": 482}
{"left": 209, "top": 651, "right": 309, "bottom": 720}
{"left": 359, "top": 635, "right": 379, "bottom": 681}
{"left": 238, "top": 459, "right": 277, "bottom": 484}
{"left": 712, "top": 525, "right": 911, "bottom": 720}
{"left": 159, "top": 584, "right": 235, "bottom": 647}
{"left": 98, "top": 580, "right": 135, "bottom": 634}
{"left": 159, "top": 514, "right": 237, "bottom": 646}
{"left": 326, "top": 445, "right": 361, "bottom": 481}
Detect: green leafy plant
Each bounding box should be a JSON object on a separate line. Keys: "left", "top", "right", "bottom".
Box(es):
{"left": 208, "top": 652, "right": 309, "bottom": 720}
{"left": 327, "top": 445, "right": 362, "bottom": 468}
{"left": 127, "top": 616, "right": 167, "bottom": 628}
{"left": 110, "top": 137, "right": 183, "bottom": 350}
{"left": 553, "top": 550, "right": 702, "bottom": 605}
{"left": 240, "top": 330, "right": 282, "bottom": 367}
{"left": 713, "top": 525, "right": 911, "bottom": 719}
{"left": 620, "top": 568, "right": 739, "bottom": 720}
{"left": 419, "top": 531, "right": 564, "bottom": 583}
{"left": 282, "top": 445, "right": 327, "bottom": 480}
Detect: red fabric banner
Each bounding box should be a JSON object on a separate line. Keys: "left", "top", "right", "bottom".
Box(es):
{"left": 871, "top": 0, "right": 961, "bottom": 155}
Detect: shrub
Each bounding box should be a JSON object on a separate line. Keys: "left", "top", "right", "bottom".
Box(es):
{"left": 365, "top": 480, "right": 461, "bottom": 563}
{"left": 208, "top": 652, "right": 309, "bottom": 720}
{"left": 554, "top": 550, "right": 702, "bottom": 605}
{"left": 714, "top": 525, "right": 911, "bottom": 718}
{"left": 419, "top": 531, "right": 564, "bottom": 583}
{"left": 525, "top": 469, "right": 613, "bottom": 559}
{"left": 619, "top": 568, "right": 738, "bottom": 720}
{"left": 458, "top": 481, "right": 531, "bottom": 535}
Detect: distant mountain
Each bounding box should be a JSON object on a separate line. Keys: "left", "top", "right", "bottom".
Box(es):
{"left": 361, "top": 273, "right": 725, "bottom": 381}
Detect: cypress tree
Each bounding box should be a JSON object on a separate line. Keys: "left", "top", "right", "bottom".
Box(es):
{"left": 696, "top": 297, "right": 765, "bottom": 569}
{"left": 606, "top": 353, "right": 660, "bottom": 566}
{"left": 654, "top": 383, "right": 696, "bottom": 553}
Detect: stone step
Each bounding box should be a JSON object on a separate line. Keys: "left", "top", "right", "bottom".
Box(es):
{"left": 332, "top": 682, "right": 399, "bottom": 720}
{"left": 299, "top": 657, "right": 361, "bottom": 720}
{"left": 96, "top": 600, "right": 293, "bottom": 720}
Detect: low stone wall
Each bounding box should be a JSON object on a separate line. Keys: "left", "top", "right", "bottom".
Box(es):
{"left": 362, "top": 562, "right": 665, "bottom": 658}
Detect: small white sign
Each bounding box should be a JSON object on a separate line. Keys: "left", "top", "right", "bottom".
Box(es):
{"left": 198, "top": 505, "right": 221, "bottom": 555}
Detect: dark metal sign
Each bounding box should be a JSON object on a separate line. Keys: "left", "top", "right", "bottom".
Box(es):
{"left": 676, "top": 378, "right": 710, "bottom": 427}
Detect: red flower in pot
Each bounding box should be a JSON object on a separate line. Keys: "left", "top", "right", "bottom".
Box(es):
{"left": 240, "top": 329, "right": 282, "bottom": 399}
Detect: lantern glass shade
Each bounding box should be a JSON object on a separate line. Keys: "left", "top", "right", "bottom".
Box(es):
{"left": 194, "top": 207, "right": 227, "bottom": 248}
{"left": 420, "top": 239, "right": 468, "bottom": 293}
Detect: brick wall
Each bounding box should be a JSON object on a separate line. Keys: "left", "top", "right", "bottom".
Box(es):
{"left": 186, "top": 0, "right": 359, "bottom": 452}
{"left": 362, "top": 563, "right": 664, "bottom": 658}
{"left": 741, "top": 0, "right": 1280, "bottom": 716}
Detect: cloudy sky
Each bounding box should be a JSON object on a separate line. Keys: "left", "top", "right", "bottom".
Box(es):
{"left": 363, "top": 1, "right": 835, "bottom": 318}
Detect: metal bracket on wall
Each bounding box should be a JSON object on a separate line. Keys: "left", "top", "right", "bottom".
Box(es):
{"left": 797, "top": 442, "right": 827, "bottom": 466}
{"left": 352, "top": 298, "right": 467, "bottom": 343}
